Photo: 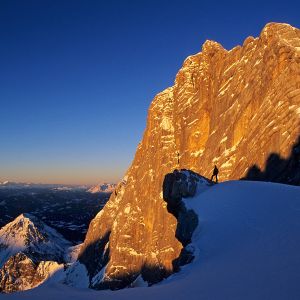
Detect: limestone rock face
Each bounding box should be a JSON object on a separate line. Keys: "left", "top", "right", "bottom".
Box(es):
{"left": 163, "top": 170, "right": 200, "bottom": 204}
{"left": 78, "top": 23, "right": 300, "bottom": 289}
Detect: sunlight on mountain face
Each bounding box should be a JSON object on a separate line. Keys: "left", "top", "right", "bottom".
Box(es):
{"left": 0, "top": 7, "right": 300, "bottom": 299}
{"left": 78, "top": 22, "right": 300, "bottom": 290}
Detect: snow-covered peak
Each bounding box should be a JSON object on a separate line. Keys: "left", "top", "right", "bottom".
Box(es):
{"left": 87, "top": 182, "right": 117, "bottom": 194}
{"left": 0, "top": 181, "right": 32, "bottom": 187}
{"left": 0, "top": 213, "right": 72, "bottom": 268}
{"left": 0, "top": 180, "right": 9, "bottom": 185}
{"left": 0, "top": 213, "right": 45, "bottom": 250}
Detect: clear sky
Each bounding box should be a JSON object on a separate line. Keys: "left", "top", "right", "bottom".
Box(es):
{"left": 0, "top": 0, "right": 299, "bottom": 184}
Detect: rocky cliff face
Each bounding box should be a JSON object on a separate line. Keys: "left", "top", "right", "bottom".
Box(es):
{"left": 78, "top": 22, "right": 300, "bottom": 288}
{"left": 0, "top": 253, "right": 63, "bottom": 293}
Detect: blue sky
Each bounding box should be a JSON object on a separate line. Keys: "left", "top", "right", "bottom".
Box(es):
{"left": 0, "top": 0, "right": 299, "bottom": 184}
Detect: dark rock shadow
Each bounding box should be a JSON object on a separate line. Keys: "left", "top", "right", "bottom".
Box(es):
{"left": 77, "top": 231, "right": 110, "bottom": 286}
{"left": 141, "top": 263, "right": 170, "bottom": 286}
{"left": 94, "top": 271, "right": 139, "bottom": 290}
{"left": 242, "top": 135, "right": 300, "bottom": 185}
{"left": 163, "top": 169, "right": 208, "bottom": 272}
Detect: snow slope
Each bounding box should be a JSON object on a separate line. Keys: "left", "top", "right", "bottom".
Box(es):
{"left": 4, "top": 181, "right": 300, "bottom": 299}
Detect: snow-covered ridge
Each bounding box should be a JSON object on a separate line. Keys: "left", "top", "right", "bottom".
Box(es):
{"left": 87, "top": 182, "right": 117, "bottom": 194}
{"left": 6, "top": 181, "right": 300, "bottom": 299}
{"left": 0, "top": 214, "right": 77, "bottom": 293}
{"left": 0, "top": 181, "right": 33, "bottom": 188}
{"left": 0, "top": 213, "right": 72, "bottom": 268}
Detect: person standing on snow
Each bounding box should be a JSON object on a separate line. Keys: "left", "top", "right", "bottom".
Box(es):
{"left": 211, "top": 165, "right": 219, "bottom": 183}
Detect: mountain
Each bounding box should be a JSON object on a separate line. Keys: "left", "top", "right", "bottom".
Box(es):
{"left": 0, "top": 253, "right": 64, "bottom": 293}
{"left": 87, "top": 183, "right": 117, "bottom": 194}
{"left": 78, "top": 22, "right": 300, "bottom": 289}
{"left": 0, "top": 181, "right": 57, "bottom": 188}
{"left": 6, "top": 180, "right": 300, "bottom": 299}
{"left": 0, "top": 181, "right": 34, "bottom": 188}
{"left": 0, "top": 187, "right": 109, "bottom": 244}
{"left": 0, "top": 181, "right": 88, "bottom": 191}
{"left": 0, "top": 181, "right": 10, "bottom": 185}
{"left": 0, "top": 214, "right": 72, "bottom": 293}
{"left": 0, "top": 213, "right": 72, "bottom": 267}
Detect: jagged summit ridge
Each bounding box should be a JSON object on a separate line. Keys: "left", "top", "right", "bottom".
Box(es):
{"left": 0, "top": 213, "right": 45, "bottom": 251}
{"left": 0, "top": 213, "right": 71, "bottom": 268}
{"left": 87, "top": 183, "right": 117, "bottom": 194}
{"left": 0, "top": 214, "right": 73, "bottom": 293}
{"left": 78, "top": 22, "right": 300, "bottom": 289}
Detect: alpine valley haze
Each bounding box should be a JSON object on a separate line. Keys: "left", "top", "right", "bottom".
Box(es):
{"left": 0, "top": 20, "right": 300, "bottom": 300}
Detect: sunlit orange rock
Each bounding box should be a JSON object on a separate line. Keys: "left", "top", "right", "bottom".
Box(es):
{"left": 79, "top": 22, "right": 300, "bottom": 289}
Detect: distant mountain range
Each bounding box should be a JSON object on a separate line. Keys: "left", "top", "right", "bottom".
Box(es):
{"left": 0, "top": 181, "right": 116, "bottom": 193}
{"left": 0, "top": 181, "right": 87, "bottom": 190}
{"left": 87, "top": 183, "right": 117, "bottom": 194}
{"left": 0, "top": 181, "right": 34, "bottom": 188}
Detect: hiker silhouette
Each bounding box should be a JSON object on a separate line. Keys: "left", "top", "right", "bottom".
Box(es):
{"left": 211, "top": 165, "right": 219, "bottom": 183}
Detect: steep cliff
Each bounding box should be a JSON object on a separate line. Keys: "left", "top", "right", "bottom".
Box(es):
{"left": 78, "top": 22, "right": 300, "bottom": 288}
